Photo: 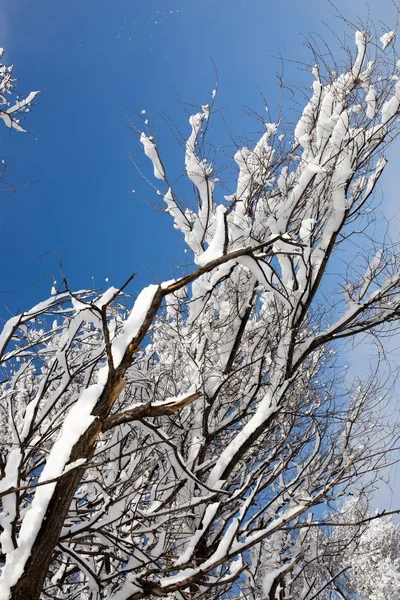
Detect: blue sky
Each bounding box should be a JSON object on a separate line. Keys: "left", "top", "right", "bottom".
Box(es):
{"left": 0, "top": 0, "right": 397, "bottom": 313}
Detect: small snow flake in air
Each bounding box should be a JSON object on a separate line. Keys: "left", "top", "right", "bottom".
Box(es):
{"left": 380, "top": 31, "right": 395, "bottom": 49}
{"left": 141, "top": 109, "right": 146, "bottom": 115}
{"left": 105, "top": 277, "right": 109, "bottom": 283}
{"left": 131, "top": 189, "right": 135, "bottom": 194}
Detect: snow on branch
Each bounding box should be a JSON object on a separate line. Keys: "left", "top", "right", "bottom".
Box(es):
{"left": 0, "top": 50, "right": 39, "bottom": 133}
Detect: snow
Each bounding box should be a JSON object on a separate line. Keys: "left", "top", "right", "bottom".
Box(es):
{"left": 353, "top": 31, "right": 366, "bottom": 76}
{"left": 0, "top": 90, "right": 40, "bottom": 132}
{"left": 71, "top": 296, "right": 102, "bottom": 328}
{"left": 237, "top": 255, "right": 275, "bottom": 296}
{"left": 235, "top": 504, "right": 305, "bottom": 552}
{"left": 201, "top": 104, "right": 210, "bottom": 120}
{"left": 161, "top": 278, "right": 177, "bottom": 289}
{"left": 0, "top": 293, "right": 72, "bottom": 358}
{"left": 140, "top": 132, "right": 165, "bottom": 179}
{"left": 111, "top": 284, "right": 159, "bottom": 368}
{"left": 161, "top": 518, "right": 240, "bottom": 588}
{"left": 331, "top": 109, "right": 349, "bottom": 148}
{"left": 203, "top": 518, "right": 238, "bottom": 566}
{"left": 208, "top": 388, "right": 279, "bottom": 487}
{"left": 299, "top": 218, "right": 316, "bottom": 244}
{"left": 26, "top": 294, "right": 68, "bottom": 317}
{"left": 366, "top": 86, "right": 376, "bottom": 119}
{"left": 263, "top": 566, "right": 287, "bottom": 597}
{"left": 0, "top": 449, "right": 22, "bottom": 554}
{"left": 174, "top": 502, "right": 220, "bottom": 565}
{"left": 107, "top": 580, "right": 144, "bottom": 600}
{"left": 380, "top": 31, "right": 395, "bottom": 49}
{"left": 164, "top": 188, "right": 193, "bottom": 240}
{"left": 363, "top": 157, "right": 387, "bottom": 201}
{"left": 62, "top": 457, "right": 87, "bottom": 475}
{"left": 234, "top": 123, "right": 277, "bottom": 206}
{"left": 184, "top": 109, "right": 216, "bottom": 253}
{"left": 160, "top": 568, "right": 197, "bottom": 587}
{"left": 381, "top": 80, "right": 400, "bottom": 124}
{"left": 196, "top": 205, "right": 226, "bottom": 266}
{"left": 0, "top": 315, "right": 20, "bottom": 358}
{"left": 121, "top": 389, "right": 199, "bottom": 415}
{"left": 8, "top": 91, "right": 40, "bottom": 113}
{"left": 357, "top": 249, "right": 383, "bottom": 299}
{"left": 96, "top": 285, "right": 119, "bottom": 307}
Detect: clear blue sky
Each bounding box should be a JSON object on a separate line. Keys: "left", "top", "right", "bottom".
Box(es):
{"left": 0, "top": 0, "right": 397, "bottom": 314}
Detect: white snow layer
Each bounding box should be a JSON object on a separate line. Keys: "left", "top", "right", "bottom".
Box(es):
{"left": 111, "top": 284, "right": 159, "bottom": 368}
{"left": 380, "top": 31, "right": 395, "bottom": 49}
{"left": 174, "top": 502, "right": 220, "bottom": 565}
{"left": 196, "top": 205, "right": 226, "bottom": 266}
{"left": 140, "top": 133, "right": 165, "bottom": 179}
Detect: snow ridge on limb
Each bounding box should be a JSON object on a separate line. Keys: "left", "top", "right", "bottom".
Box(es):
{"left": 139, "top": 133, "right": 165, "bottom": 180}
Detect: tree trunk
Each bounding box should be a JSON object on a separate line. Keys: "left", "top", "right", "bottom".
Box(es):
{"left": 10, "top": 419, "right": 101, "bottom": 600}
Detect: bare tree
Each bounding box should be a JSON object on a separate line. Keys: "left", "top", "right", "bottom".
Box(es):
{"left": 0, "top": 28, "right": 400, "bottom": 600}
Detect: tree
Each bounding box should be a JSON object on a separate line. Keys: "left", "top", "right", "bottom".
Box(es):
{"left": 302, "top": 501, "right": 400, "bottom": 600}
{"left": 0, "top": 27, "right": 400, "bottom": 600}
{"left": 346, "top": 509, "right": 400, "bottom": 599}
